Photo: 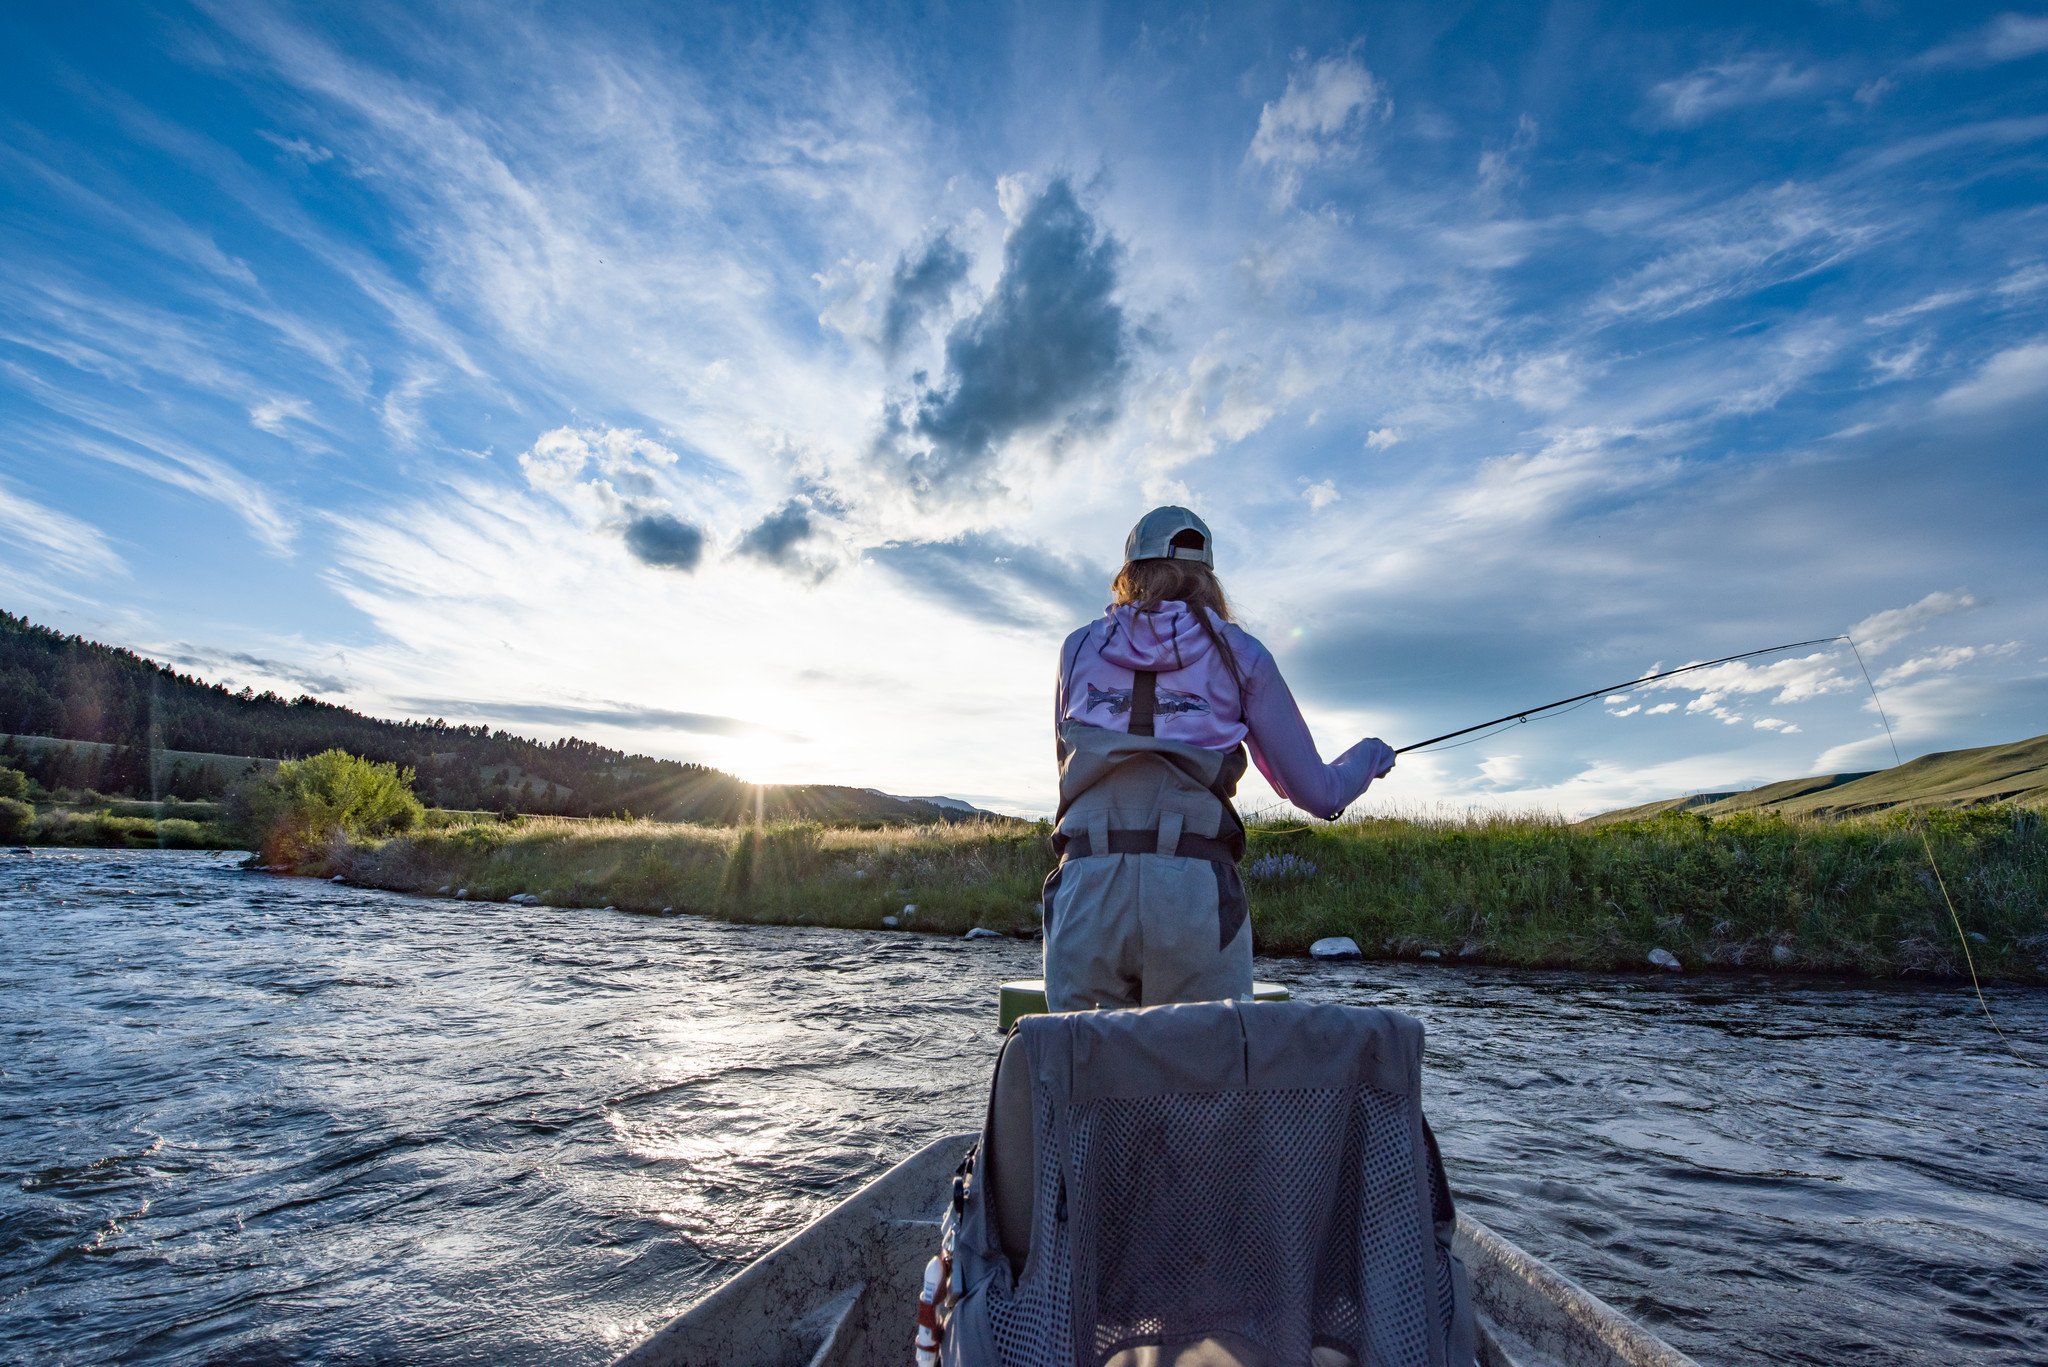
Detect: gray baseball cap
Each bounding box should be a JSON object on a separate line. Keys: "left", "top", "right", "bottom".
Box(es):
{"left": 1124, "top": 506, "right": 1214, "bottom": 566}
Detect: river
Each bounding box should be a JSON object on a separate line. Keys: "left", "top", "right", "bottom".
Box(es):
{"left": 1, "top": 849, "right": 2042, "bottom": 1365}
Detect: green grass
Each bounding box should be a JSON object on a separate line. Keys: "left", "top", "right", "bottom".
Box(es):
{"left": 21, "top": 808, "right": 237, "bottom": 849}
{"left": 325, "top": 816, "right": 1051, "bottom": 934}
{"left": 298, "top": 805, "right": 2048, "bottom": 982}
{"left": 1590, "top": 732, "right": 2048, "bottom": 823}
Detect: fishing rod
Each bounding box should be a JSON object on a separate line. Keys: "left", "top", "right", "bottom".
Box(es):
{"left": 1394, "top": 635, "right": 1845, "bottom": 755}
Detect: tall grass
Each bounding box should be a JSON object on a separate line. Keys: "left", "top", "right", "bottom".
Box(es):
{"left": 307, "top": 805, "right": 2047, "bottom": 981}
{"left": 1239, "top": 805, "right": 2046, "bottom": 978}
{"left": 330, "top": 816, "right": 1051, "bottom": 934}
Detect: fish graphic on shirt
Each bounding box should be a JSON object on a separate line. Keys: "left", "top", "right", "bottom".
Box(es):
{"left": 1083, "top": 682, "right": 1212, "bottom": 718}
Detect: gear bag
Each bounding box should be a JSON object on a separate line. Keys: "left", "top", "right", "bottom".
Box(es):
{"left": 931, "top": 999, "right": 1478, "bottom": 1367}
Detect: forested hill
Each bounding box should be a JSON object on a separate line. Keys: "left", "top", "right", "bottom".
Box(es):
{"left": 0, "top": 610, "right": 985, "bottom": 824}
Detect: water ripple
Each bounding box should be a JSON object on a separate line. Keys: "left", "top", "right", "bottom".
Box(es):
{"left": 1, "top": 848, "right": 2043, "bottom": 1365}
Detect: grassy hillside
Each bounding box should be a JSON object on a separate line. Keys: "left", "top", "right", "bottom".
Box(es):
{"left": 1588, "top": 734, "right": 2048, "bottom": 825}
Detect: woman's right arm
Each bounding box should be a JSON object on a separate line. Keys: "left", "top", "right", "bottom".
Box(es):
{"left": 1240, "top": 648, "right": 1393, "bottom": 821}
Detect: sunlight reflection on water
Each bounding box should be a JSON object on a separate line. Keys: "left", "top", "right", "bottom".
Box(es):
{"left": 1, "top": 849, "right": 2043, "bottom": 1366}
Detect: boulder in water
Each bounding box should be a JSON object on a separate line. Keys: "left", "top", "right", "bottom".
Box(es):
{"left": 881, "top": 915, "right": 899, "bottom": 928}
{"left": 964, "top": 926, "right": 1003, "bottom": 940}
{"left": 1648, "top": 947, "right": 1682, "bottom": 971}
{"left": 1311, "top": 936, "right": 1362, "bottom": 960}
{"left": 507, "top": 892, "right": 542, "bottom": 906}
{"left": 1419, "top": 948, "right": 1443, "bottom": 960}
{"left": 1771, "top": 944, "right": 1797, "bottom": 966}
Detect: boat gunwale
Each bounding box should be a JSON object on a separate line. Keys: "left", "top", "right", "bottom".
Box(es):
{"left": 615, "top": 1131, "right": 1701, "bottom": 1367}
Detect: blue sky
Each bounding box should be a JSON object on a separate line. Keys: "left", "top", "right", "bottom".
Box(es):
{"left": 3, "top": 1, "right": 2046, "bottom": 817}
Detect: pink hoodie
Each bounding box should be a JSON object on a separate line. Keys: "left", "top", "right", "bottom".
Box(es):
{"left": 1056, "top": 601, "right": 1394, "bottom": 821}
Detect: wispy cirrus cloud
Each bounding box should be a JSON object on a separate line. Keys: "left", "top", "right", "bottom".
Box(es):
{"left": 5, "top": 0, "right": 2046, "bottom": 816}
{"left": 1649, "top": 57, "right": 1832, "bottom": 125}
{"left": 0, "top": 476, "right": 125, "bottom": 580}
{"left": 1913, "top": 13, "right": 2048, "bottom": 69}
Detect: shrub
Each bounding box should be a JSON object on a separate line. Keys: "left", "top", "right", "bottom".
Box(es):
{"left": 0, "top": 796, "right": 32, "bottom": 842}
{"left": 0, "top": 766, "right": 29, "bottom": 802}
{"left": 233, "top": 749, "right": 425, "bottom": 866}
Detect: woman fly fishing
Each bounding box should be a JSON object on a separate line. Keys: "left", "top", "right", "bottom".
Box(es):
{"left": 1043, "top": 506, "right": 1397, "bottom": 1011}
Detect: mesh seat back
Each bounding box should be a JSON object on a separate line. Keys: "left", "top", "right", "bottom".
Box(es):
{"left": 946, "top": 1000, "right": 1474, "bottom": 1367}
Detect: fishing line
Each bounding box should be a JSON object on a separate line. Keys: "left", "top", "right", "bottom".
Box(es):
{"left": 1420, "top": 696, "right": 1605, "bottom": 753}
{"left": 1845, "top": 637, "right": 2038, "bottom": 1070}
{"left": 1393, "top": 636, "right": 1845, "bottom": 755}
{"left": 1265, "top": 632, "right": 2038, "bottom": 1066}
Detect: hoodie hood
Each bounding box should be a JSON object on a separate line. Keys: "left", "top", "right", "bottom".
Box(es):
{"left": 1097, "top": 601, "right": 1217, "bottom": 672}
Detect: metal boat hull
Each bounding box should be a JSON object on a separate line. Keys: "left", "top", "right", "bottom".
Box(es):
{"left": 617, "top": 1133, "right": 1699, "bottom": 1367}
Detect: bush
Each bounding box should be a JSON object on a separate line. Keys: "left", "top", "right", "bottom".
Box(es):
{"left": 0, "top": 766, "right": 29, "bottom": 802}
{"left": 232, "top": 749, "right": 425, "bottom": 866}
{"left": 0, "top": 796, "right": 32, "bottom": 842}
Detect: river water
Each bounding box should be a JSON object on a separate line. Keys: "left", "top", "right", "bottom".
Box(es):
{"left": 1, "top": 849, "right": 2042, "bottom": 1366}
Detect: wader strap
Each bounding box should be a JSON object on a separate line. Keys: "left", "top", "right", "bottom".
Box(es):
{"left": 1154, "top": 810, "right": 1183, "bottom": 857}
{"left": 1128, "top": 670, "right": 1157, "bottom": 736}
{"left": 1058, "top": 829, "right": 1238, "bottom": 865}
{"left": 1088, "top": 814, "right": 1110, "bottom": 862}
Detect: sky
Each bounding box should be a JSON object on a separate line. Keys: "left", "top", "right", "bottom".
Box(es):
{"left": 2, "top": 1, "right": 2046, "bottom": 819}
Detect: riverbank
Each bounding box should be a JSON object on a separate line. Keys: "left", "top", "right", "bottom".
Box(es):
{"left": 279, "top": 805, "right": 2048, "bottom": 981}
{"left": 3, "top": 799, "right": 239, "bottom": 849}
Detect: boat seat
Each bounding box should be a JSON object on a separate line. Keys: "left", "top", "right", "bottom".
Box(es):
{"left": 945, "top": 999, "right": 1477, "bottom": 1367}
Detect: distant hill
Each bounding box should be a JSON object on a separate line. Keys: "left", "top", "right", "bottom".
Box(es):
{"left": 0, "top": 610, "right": 996, "bottom": 825}
{"left": 864, "top": 789, "right": 1012, "bottom": 820}
{"left": 1587, "top": 733, "right": 2048, "bottom": 824}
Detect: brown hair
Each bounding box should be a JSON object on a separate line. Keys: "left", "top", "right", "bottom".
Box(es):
{"left": 1110, "top": 558, "right": 1233, "bottom": 621}
{"left": 1109, "top": 553, "right": 1246, "bottom": 693}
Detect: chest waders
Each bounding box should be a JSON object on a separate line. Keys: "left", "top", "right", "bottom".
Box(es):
{"left": 1044, "top": 670, "right": 1254, "bottom": 1013}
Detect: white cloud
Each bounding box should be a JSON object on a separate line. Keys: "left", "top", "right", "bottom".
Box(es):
{"left": 1364, "top": 427, "right": 1402, "bottom": 450}
{"left": 1865, "top": 289, "right": 1975, "bottom": 326}
{"left": 1849, "top": 590, "right": 1978, "bottom": 654}
{"left": 1868, "top": 340, "right": 1927, "bottom": 383}
{"left": 1915, "top": 14, "right": 2048, "bottom": 68}
{"left": 1594, "top": 183, "right": 1872, "bottom": 321}
{"left": 1608, "top": 704, "right": 1641, "bottom": 717}
{"left": 1476, "top": 114, "right": 1538, "bottom": 205}
{"left": 1651, "top": 58, "right": 1830, "bottom": 125}
{"left": 1303, "top": 478, "right": 1340, "bottom": 512}
{"left": 1878, "top": 642, "right": 2019, "bottom": 685}
{"left": 1248, "top": 53, "right": 1391, "bottom": 198}
{"left": 1933, "top": 339, "right": 2048, "bottom": 415}
{"left": 249, "top": 396, "right": 313, "bottom": 434}
{"left": 378, "top": 369, "right": 438, "bottom": 446}
{"left": 258, "top": 130, "right": 335, "bottom": 164}
{"left": 0, "top": 477, "right": 126, "bottom": 580}
{"left": 1476, "top": 753, "right": 1523, "bottom": 785}
{"left": 1509, "top": 352, "right": 1588, "bottom": 412}
{"left": 1645, "top": 703, "right": 1678, "bottom": 715}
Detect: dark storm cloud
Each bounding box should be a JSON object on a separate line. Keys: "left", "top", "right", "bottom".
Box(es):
{"left": 870, "top": 532, "right": 1108, "bottom": 628}
{"left": 885, "top": 179, "right": 1132, "bottom": 494}
{"left": 399, "top": 697, "right": 774, "bottom": 736}
{"left": 734, "top": 499, "right": 816, "bottom": 566}
{"left": 880, "top": 232, "right": 970, "bottom": 357}
{"left": 622, "top": 512, "right": 704, "bottom": 570}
